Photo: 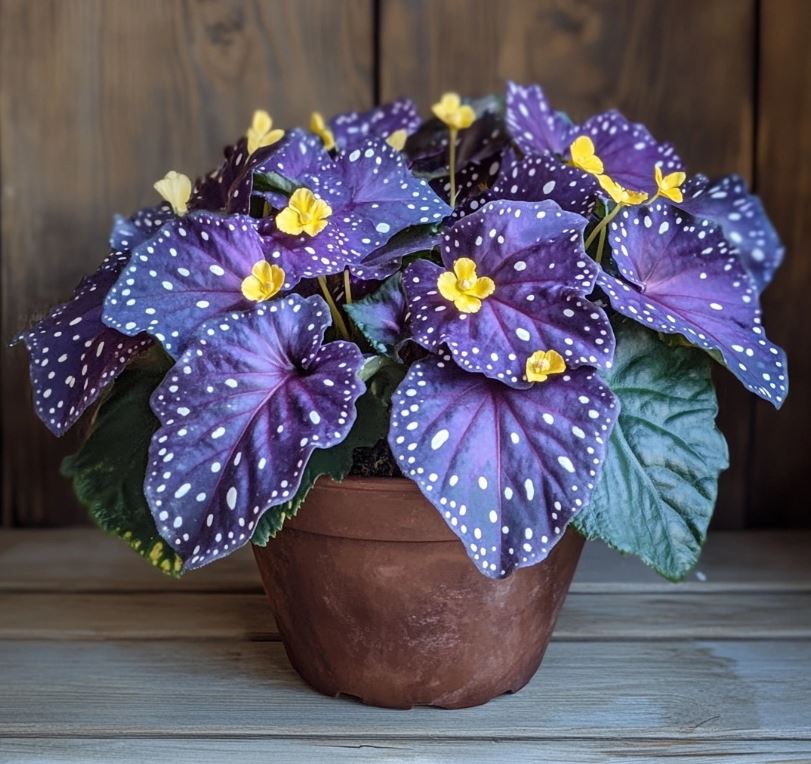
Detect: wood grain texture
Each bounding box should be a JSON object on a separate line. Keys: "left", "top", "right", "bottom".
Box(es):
{"left": 380, "top": 0, "right": 757, "bottom": 527}
{"left": 750, "top": 0, "right": 811, "bottom": 527}
{"left": 3, "top": 528, "right": 811, "bottom": 592}
{"left": 3, "top": 590, "right": 810, "bottom": 641}
{"left": 4, "top": 738, "right": 811, "bottom": 764}
{"left": 1, "top": 639, "right": 809, "bottom": 738}
{"left": 0, "top": 0, "right": 373, "bottom": 526}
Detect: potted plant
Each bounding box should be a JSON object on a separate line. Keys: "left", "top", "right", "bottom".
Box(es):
{"left": 15, "top": 83, "right": 787, "bottom": 709}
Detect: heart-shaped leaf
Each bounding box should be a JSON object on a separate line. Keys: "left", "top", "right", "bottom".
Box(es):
{"left": 345, "top": 273, "right": 410, "bottom": 359}
{"left": 573, "top": 322, "right": 729, "bottom": 580}
{"left": 598, "top": 201, "right": 788, "bottom": 408}
{"left": 389, "top": 355, "right": 618, "bottom": 578}
{"left": 145, "top": 294, "right": 365, "bottom": 570}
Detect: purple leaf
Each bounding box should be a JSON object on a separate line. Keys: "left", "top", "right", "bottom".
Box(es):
{"left": 109, "top": 204, "right": 176, "bottom": 253}
{"left": 677, "top": 174, "right": 784, "bottom": 293}
{"left": 488, "top": 153, "right": 598, "bottom": 216}
{"left": 329, "top": 98, "right": 421, "bottom": 150}
{"left": 597, "top": 201, "right": 788, "bottom": 408}
{"left": 15, "top": 252, "right": 152, "bottom": 436}
{"left": 575, "top": 110, "right": 683, "bottom": 195}
{"left": 226, "top": 129, "right": 329, "bottom": 214}
{"left": 504, "top": 81, "right": 576, "bottom": 156}
{"left": 146, "top": 294, "right": 365, "bottom": 570}
{"left": 404, "top": 200, "right": 614, "bottom": 387}
{"left": 104, "top": 213, "right": 291, "bottom": 357}
{"left": 190, "top": 137, "right": 252, "bottom": 212}
{"left": 389, "top": 355, "right": 618, "bottom": 578}
{"left": 313, "top": 138, "right": 451, "bottom": 253}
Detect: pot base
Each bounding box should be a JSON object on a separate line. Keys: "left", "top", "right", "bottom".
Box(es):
{"left": 253, "top": 477, "right": 584, "bottom": 709}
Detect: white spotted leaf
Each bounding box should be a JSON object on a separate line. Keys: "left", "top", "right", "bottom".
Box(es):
{"left": 145, "top": 294, "right": 365, "bottom": 570}
{"left": 573, "top": 322, "right": 729, "bottom": 581}
{"left": 388, "top": 356, "right": 618, "bottom": 578}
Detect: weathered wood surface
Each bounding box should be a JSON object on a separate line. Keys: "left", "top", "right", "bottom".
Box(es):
{"left": 1, "top": 639, "right": 810, "bottom": 739}
{"left": 3, "top": 739, "right": 811, "bottom": 764}
{"left": 0, "top": 0, "right": 373, "bottom": 526}
{"left": 0, "top": 530, "right": 810, "bottom": 762}
{"left": 3, "top": 590, "right": 811, "bottom": 641}
{"left": 3, "top": 528, "right": 810, "bottom": 593}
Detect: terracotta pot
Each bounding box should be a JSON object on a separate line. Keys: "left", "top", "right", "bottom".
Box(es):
{"left": 253, "top": 476, "right": 584, "bottom": 709}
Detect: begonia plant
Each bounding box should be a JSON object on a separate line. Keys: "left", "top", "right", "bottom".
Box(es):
{"left": 16, "top": 84, "right": 787, "bottom": 580}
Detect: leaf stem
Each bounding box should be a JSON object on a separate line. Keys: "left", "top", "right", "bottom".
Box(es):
{"left": 343, "top": 268, "right": 353, "bottom": 305}
{"left": 595, "top": 220, "right": 608, "bottom": 265}
{"left": 449, "top": 127, "right": 458, "bottom": 207}
{"left": 585, "top": 203, "right": 623, "bottom": 250}
{"left": 317, "top": 276, "right": 350, "bottom": 339}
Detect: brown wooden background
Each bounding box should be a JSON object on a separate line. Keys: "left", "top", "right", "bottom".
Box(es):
{"left": 1, "top": 0, "right": 808, "bottom": 528}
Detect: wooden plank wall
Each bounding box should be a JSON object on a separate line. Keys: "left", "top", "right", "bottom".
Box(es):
{"left": 0, "top": 0, "right": 806, "bottom": 528}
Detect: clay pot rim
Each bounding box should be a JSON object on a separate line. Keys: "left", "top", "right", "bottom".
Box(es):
{"left": 283, "top": 475, "right": 459, "bottom": 543}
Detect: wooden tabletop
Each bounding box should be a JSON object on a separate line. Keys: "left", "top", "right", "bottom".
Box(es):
{"left": 1, "top": 529, "right": 810, "bottom": 763}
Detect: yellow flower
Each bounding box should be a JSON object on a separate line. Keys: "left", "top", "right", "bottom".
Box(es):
{"left": 309, "top": 111, "right": 336, "bottom": 150}
{"left": 275, "top": 188, "right": 332, "bottom": 237}
{"left": 437, "top": 257, "right": 495, "bottom": 314}
{"left": 654, "top": 165, "right": 687, "bottom": 203}
{"left": 569, "top": 136, "right": 604, "bottom": 176}
{"left": 431, "top": 92, "right": 476, "bottom": 131}
{"left": 153, "top": 170, "right": 192, "bottom": 216}
{"left": 525, "top": 349, "right": 567, "bottom": 383}
{"left": 386, "top": 129, "right": 408, "bottom": 151}
{"left": 597, "top": 174, "right": 649, "bottom": 206}
{"left": 241, "top": 261, "right": 286, "bottom": 302}
{"left": 246, "top": 110, "right": 285, "bottom": 155}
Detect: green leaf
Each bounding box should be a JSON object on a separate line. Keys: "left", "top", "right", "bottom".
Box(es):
{"left": 250, "top": 369, "right": 399, "bottom": 546}
{"left": 345, "top": 273, "right": 412, "bottom": 360}
{"left": 252, "top": 170, "right": 300, "bottom": 198}
{"left": 60, "top": 353, "right": 183, "bottom": 577}
{"left": 573, "top": 322, "right": 729, "bottom": 581}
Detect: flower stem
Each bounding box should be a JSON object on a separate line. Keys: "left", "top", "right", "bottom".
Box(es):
{"left": 449, "top": 127, "right": 458, "bottom": 207}
{"left": 584, "top": 202, "right": 623, "bottom": 251}
{"left": 343, "top": 268, "right": 353, "bottom": 305}
{"left": 317, "top": 276, "right": 350, "bottom": 339}
{"left": 595, "top": 221, "right": 608, "bottom": 265}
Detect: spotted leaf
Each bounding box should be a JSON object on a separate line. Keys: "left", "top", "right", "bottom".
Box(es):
{"left": 489, "top": 153, "right": 598, "bottom": 216}
{"left": 329, "top": 98, "right": 421, "bottom": 150}
{"left": 104, "top": 212, "right": 293, "bottom": 357}
{"left": 597, "top": 202, "right": 788, "bottom": 408}
{"left": 678, "top": 174, "right": 784, "bottom": 293}
{"left": 189, "top": 138, "right": 251, "bottom": 212}
{"left": 574, "top": 110, "right": 683, "bottom": 195}
{"left": 389, "top": 355, "right": 618, "bottom": 578}
{"left": 226, "top": 129, "right": 329, "bottom": 214}
{"left": 307, "top": 138, "right": 451, "bottom": 262}
{"left": 405, "top": 200, "right": 614, "bottom": 387}
{"left": 15, "top": 252, "right": 152, "bottom": 436}
{"left": 504, "top": 81, "right": 576, "bottom": 156}
{"left": 573, "top": 322, "right": 729, "bottom": 581}
{"left": 109, "top": 204, "right": 176, "bottom": 253}
{"left": 146, "top": 294, "right": 365, "bottom": 570}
